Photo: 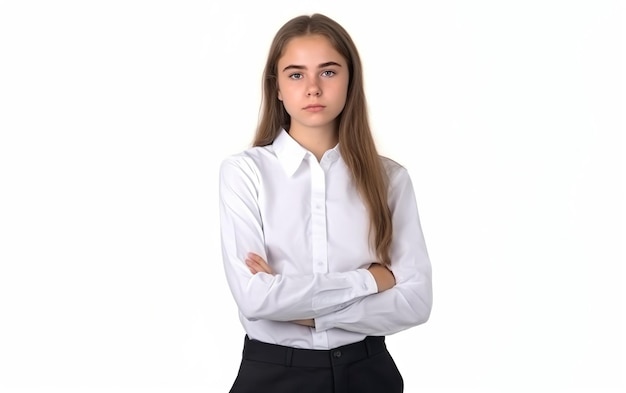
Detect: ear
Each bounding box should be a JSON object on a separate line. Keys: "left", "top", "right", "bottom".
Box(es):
{"left": 277, "top": 90, "right": 283, "bottom": 101}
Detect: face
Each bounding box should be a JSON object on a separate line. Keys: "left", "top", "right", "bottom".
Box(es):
{"left": 276, "top": 34, "right": 349, "bottom": 134}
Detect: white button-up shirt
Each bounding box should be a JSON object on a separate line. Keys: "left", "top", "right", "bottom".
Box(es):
{"left": 219, "top": 129, "right": 432, "bottom": 349}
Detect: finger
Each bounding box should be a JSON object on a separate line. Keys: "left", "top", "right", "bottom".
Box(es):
{"left": 247, "top": 252, "right": 266, "bottom": 264}
{"left": 245, "top": 256, "right": 272, "bottom": 275}
{"left": 245, "top": 258, "right": 261, "bottom": 274}
{"left": 245, "top": 257, "right": 267, "bottom": 274}
{"left": 247, "top": 253, "right": 273, "bottom": 274}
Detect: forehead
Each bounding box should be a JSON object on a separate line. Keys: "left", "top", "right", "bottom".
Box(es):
{"left": 278, "top": 34, "right": 346, "bottom": 66}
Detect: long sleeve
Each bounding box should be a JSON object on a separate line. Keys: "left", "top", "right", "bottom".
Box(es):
{"left": 314, "top": 166, "right": 433, "bottom": 335}
{"left": 219, "top": 155, "right": 378, "bottom": 322}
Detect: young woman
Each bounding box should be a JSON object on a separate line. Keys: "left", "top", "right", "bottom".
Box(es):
{"left": 219, "top": 13, "right": 433, "bottom": 393}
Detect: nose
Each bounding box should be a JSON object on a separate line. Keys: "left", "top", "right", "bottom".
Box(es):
{"left": 306, "top": 80, "right": 321, "bottom": 97}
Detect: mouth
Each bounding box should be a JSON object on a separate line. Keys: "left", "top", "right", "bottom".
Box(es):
{"left": 303, "top": 104, "right": 326, "bottom": 112}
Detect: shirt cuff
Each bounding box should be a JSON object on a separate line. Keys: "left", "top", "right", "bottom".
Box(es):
{"left": 314, "top": 268, "right": 377, "bottom": 332}
{"left": 357, "top": 268, "right": 379, "bottom": 294}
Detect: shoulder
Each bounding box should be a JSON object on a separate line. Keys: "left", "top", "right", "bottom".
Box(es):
{"left": 219, "top": 146, "right": 274, "bottom": 184}
{"left": 220, "top": 146, "right": 272, "bottom": 172}
{"left": 378, "top": 156, "right": 420, "bottom": 206}
{"left": 379, "top": 155, "right": 410, "bottom": 181}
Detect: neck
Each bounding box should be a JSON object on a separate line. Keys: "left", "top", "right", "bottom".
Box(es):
{"left": 289, "top": 124, "right": 338, "bottom": 161}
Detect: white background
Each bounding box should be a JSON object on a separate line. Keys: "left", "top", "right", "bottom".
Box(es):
{"left": 0, "top": 0, "right": 624, "bottom": 392}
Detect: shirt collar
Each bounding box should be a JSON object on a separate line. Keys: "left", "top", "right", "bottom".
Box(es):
{"left": 273, "top": 128, "right": 342, "bottom": 176}
{"left": 273, "top": 129, "right": 309, "bottom": 177}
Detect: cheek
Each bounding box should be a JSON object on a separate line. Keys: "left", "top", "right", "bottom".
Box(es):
{"left": 277, "top": 82, "right": 296, "bottom": 103}
{"left": 276, "top": 81, "right": 283, "bottom": 101}
{"left": 329, "top": 78, "right": 349, "bottom": 98}
{"left": 334, "top": 83, "right": 349, "bottom": 106}
{"left": 341, "top": 78, "right": 350, "bottom": 95}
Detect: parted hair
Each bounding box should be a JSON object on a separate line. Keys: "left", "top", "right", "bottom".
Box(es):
{"left": 253, "top": 13, "right": 393, "bottom": 266}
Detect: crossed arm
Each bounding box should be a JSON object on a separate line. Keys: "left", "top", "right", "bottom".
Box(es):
{"left": 245, "top": 252, "right": 397, "bottom": 327}
{"left": 220, "top": 157, "right": 432, "bottom": 335}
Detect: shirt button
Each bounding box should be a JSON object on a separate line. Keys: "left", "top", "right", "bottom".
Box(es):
{"left": 333, "top": 350, "right": 342, "bottom": 358}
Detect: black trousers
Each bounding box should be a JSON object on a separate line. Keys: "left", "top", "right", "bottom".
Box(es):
{"left": 229, "top": 335, "right": 404, "bottom": 393}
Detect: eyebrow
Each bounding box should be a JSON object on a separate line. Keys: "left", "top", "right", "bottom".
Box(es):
{"left": 282, "top": 61, "right": 342, "bottom": 72}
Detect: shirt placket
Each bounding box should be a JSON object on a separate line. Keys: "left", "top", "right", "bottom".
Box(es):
{"left": 308, "top": 154, "right": 329, "bottom": 348}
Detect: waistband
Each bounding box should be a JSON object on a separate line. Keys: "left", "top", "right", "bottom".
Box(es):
{"left": 242, "top": 335, "right": 386, "bottom": 368}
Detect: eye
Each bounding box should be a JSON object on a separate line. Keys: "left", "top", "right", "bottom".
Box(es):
{"left": 321, "top": 70, "right": 336, "bottom": 77}
{"left": 289, "top": 73, "right": 303, "bottom": 80}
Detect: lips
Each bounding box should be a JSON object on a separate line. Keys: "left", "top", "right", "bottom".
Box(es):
{"left": 303, "top": 104, "right": 325, "bottom": 112}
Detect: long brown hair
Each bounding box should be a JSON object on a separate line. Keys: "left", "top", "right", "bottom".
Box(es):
{"left": 253, "top": 14, "right": 393, "bottom": 266}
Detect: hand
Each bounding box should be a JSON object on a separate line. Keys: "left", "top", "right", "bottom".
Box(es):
{"left": 245, "top": 252, "right": 273, "bottom": 275}
{"left": 246, "top": 254, "right": 313, "bottom": 327}
{"left": 291, "top": 319, "right": 315, "bottom": 327}
{"left": 368, "top": 263, "right": 396, "bottom": 293}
